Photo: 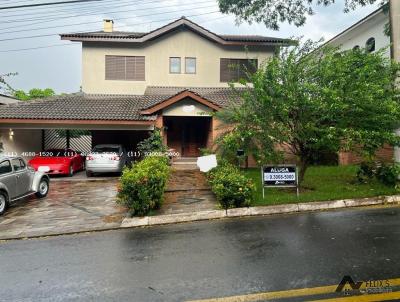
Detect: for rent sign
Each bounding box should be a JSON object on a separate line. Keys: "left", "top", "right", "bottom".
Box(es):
{"left": 263, "top": 166, "right": 297, "bottom": 186}
{"left": 261, "top": 165, "right": 299, "bottom": 198}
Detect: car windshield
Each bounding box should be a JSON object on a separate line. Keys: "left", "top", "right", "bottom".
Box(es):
{"left": 41, "top": 149, "right": 75, "bottom": 157}
{"left": 92, "top": 146, "right": 120, "bottom": 153}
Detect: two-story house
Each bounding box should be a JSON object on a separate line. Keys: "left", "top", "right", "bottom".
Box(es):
{"left": 0, "top": 17, "right": 290, "bottom": 158}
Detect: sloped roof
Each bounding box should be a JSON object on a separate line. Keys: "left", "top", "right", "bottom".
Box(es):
{"left": 61, "top": 17, "right": 293, "bottom": 46}
{"left": 0, "top": 93, "right": 158, "bottom": 121}
{"left": 0, "top": 87, "right": 245, "bottom": 123}
{"left": 145, "top": 86, "right": 245, "bottom": 107}
{"left": 324, "top": 6, "right": 385, "bottom": 47}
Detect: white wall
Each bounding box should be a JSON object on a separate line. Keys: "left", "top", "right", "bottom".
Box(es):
{"left": 0, "top": 129, "right": 42, "bottom": 160}
{"left": 329, "top": 9, "right": 390, "bottom": 57}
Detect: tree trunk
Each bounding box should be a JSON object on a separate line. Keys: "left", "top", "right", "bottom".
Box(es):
{"left": 298, "top": 160, "right": 308, "bottom": 186}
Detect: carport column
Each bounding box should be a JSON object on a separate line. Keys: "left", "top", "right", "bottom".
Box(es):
{"left": 211, "top": 116, "right": 225, "bottom": 151}
{"left": 66, "top": 130, "right": 70, "bottom": 149}
{"left": 155, "top": 115, "right": 167, "bottom": 146}
{"left": 41, "top": 129, "right": 45, "bottom": 151}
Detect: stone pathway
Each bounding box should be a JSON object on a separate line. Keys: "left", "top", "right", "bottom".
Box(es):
{"left": 160, "top": 166, "right": 218, "bottom": 215}
{"left": 0, "top": 180, "right": 126, "bottom": 240}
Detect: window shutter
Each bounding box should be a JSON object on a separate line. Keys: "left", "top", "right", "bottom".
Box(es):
{"left": 135, "top": 56, "right": 145, "bottom": 81}
{"left": 220, "top": 58, "right": 231, "bottom": 82}
{"left": 220, "top": 58, "right": 258, "bottom": 82}
{"left": 126, "top": 56, "right": 145, "bottom": 81}
{"left": 105, "top": 56, "right": 125, "bottom": 80}
{"left": 106, "top": 55, "right": 145, "bottom": 81}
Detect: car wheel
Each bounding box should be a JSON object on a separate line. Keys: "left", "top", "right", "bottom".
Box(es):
{"left": 35, "top": 178, "right": 49, "bottom": 198}
{"left": 68, "top": 165, "right": 74, "bottom": 177}
{"left": 0, "top": 192, "right": 9, "bottom": 216}
{"left": 86, "top": 170, "right": 92, "bottom": 177}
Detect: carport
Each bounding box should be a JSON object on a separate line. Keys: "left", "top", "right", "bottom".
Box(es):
{"left": 0, "top": 94, "right": 156, "bottom": 159}
{"left": 0, "top": 121, "right": 153, "bottom": 159}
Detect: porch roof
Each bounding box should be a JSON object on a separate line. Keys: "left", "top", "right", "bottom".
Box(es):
{"left": 0, "top": 87, "right": 243, "bottom": 124}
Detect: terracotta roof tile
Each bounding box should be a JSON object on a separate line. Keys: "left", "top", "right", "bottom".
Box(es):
{"left": 0, "top": 93, "right": 159, "bottom": 121}
{"left": 144, "top": 86, "right": 245, "bottom": 107}
{"left": 0, "top": 87, "right": 246, "bottom": 121}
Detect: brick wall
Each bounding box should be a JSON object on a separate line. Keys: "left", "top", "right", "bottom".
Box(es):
{"left": 338, "top": 145, "right": 394, "bottom": 165}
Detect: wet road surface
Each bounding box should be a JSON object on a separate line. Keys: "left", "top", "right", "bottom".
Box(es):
{"left": 0, "top": 206, "right": 399, "bottom": 301}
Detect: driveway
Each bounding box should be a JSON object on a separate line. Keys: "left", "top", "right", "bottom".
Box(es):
{"left": 0, "top": 179, "right": 126, "bottom": 240}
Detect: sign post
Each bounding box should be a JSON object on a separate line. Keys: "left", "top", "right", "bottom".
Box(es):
{"left": 261, "top": 165, "right": 299, "bottom": 199}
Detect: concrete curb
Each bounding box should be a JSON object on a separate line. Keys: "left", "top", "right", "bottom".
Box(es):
{"left": 121, "top": 195, "right": 400, "bottom": 228}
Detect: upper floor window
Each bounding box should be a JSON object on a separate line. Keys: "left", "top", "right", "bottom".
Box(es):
{"left": 185, "top": 57, "right": 196, "bottom": 74}
{"left": 220, "top": 58, "right": 258, "bottom": 83}
{"left": 105, "top": 55, "right": 145, "bottom": 81}
{"left": 366, "top": 37, "right": 376, "bottom": 53}
{"left": 170, "top": 57, "right": 181, "bottom": 74}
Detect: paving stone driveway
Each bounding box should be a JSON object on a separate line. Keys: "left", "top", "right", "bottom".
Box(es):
{"left": 161, "top": 168, "right": 217, "bottom": 215}
{"left": 0, "top": 179, "right": 126, "bottom": 240}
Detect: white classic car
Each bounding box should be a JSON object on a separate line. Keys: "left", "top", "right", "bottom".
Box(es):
{"left": 0, "top": 156, "right": 50, "bottom": 215}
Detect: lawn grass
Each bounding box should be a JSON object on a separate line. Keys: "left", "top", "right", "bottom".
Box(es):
{"left": 243, "top": 165, "right": 399, "bottom": 206}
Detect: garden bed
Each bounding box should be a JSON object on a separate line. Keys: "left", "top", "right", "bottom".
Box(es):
{"left": 244, "top": 165, "right": 399, "bottom": 206}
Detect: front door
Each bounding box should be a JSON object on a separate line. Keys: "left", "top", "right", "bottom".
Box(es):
{"left": 165, "top": 117, "right": 211, "bottom": 158}
{"left": 182, "top": 122, "right": 202, "bottom": 157}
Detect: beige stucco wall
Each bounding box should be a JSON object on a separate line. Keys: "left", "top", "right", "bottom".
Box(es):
{"left": 82, "top": 29, "right": 275, "bottom": 94}
{"left": 163, "top": 99, "right": 212, "bottom": 117}
{"left": 0, "top": 129, "right": 42, "bottom": 160}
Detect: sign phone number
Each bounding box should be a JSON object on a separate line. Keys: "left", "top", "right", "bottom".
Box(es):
{"left": 261, "top": 165, "right": 299, "bottom": 198}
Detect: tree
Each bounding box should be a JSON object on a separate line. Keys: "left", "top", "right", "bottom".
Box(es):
{"left": 13, "top": 88, "right": 55, "bottom": 101}
{"left": 217, "top": 0, "right": 385, "bottom": 30}
{"left": 217, "top": 41, "right": 400, "bottom": 184}
{"left": 137, "top": 128, "right": 167, "bottom": 156}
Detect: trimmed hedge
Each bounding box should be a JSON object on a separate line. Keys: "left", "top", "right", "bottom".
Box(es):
{"left": 117, "top": 156, "right": 170, "bottom": 216}
{"left": 207, "top": 162, "right": 255, "bottom": 210}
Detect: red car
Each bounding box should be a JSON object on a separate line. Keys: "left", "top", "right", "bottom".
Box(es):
{"left": 29, "top": 149, "right": 85, "bottom": 176}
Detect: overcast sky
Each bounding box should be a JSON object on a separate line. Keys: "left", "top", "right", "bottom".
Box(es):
{"left": 0, "top": 0, "right": 381, "bottom": 94}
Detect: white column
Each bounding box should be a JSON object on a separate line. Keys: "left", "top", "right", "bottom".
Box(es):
{"left": 390, "top": 0, "right": 400, "bottom": 162}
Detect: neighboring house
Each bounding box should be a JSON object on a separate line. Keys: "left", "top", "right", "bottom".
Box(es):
{"left": 0, "top": 17, "right": 291, "bottom": 159}
{"left": 326, "top": 6, "right": 390, "bottom": 57}
{"left": 0, "top": 94, "right": 19, "bottom": 105}
{"left": 325, "top": 6, "right": 397, "bottom": 165}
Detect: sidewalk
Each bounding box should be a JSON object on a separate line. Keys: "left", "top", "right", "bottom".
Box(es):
{"left": 1, "top": 161, "right": 400, "bottom": 241}
{"left": 121, "top": 195, "right": 400, "bottom": 228}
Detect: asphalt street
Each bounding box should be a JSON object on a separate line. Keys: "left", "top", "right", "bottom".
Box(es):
{"left": 0, "top": 206, "right": 399, "bottom": 302}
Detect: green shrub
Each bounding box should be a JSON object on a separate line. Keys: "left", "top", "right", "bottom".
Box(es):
{"left": 137, "top": 128, "right": 167, "bottom": 156}
{"left": 207, "top": 163, "right": 255, "bottom": 210}
{"left": 117, "top": 156, "right": 170, "bottom": 216}
{"left": 357, "top": 161, "right": 400, "bottom": 188}
{"left": 356, "top": 161, "right": 376, "bottom": 184}
{"left": 376, "top": 163, "right": 400, "bottom": 187}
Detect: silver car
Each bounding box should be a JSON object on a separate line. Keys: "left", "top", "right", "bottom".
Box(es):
{"left": 85, "top": 144, "right": 127, "bottom": 177}
{"left": 0, "top": 156, "right": 50, "bottom": 216}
